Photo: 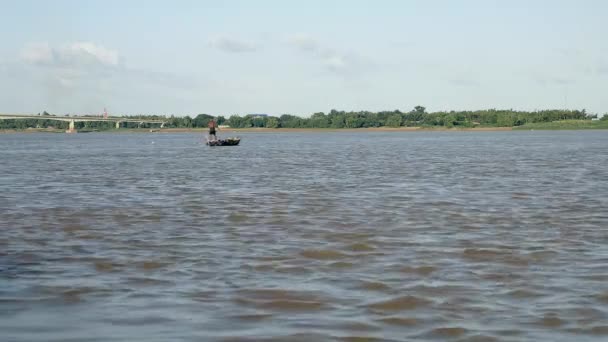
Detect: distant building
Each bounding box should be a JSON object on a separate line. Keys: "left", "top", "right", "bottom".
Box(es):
{"left": 248, "top": 113, "right": 269, "bottom": 118}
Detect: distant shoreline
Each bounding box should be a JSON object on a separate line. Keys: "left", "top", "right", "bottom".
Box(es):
{"left": 149, "top": 127, "right": 516, "bottom": 133}
{"left": 3, "top": 125, "right": 608, "bottom": 134}
{"left": 0, "top": 126, "right": 515, "bottom": 134}
{"left": 191, "top": 127, "right": 516, "bottom": 132}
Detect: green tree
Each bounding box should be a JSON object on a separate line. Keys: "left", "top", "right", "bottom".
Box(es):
{"left": 496, "top": 113, "right": 515, "bottom": 127}
{"left": 193, "top": 114, "right": 214, "bottom": 127}
{"left": 228, "top": 115, "right": 248, "bottom": 128}
{"left": 443, "top": 114, "right": 456, "bottom": 128}
{"left": 386, "top": 114, "right": 402, "bottom": 127}
{"left": 182, "top": 116, "right": 193, "bottom": 128}
{"left": 329, "top": 110, "right": 346, "bottom": 128}
{"left": 251, "top": 116, "right": 267, "bottom": 127}
{"left": 414, "top": 106, "right": 426, "bottom": 114}
{"left": 279, "top": 114, "right": 302, "bottom": 128}
{"left": 345, "top": 113, "right": 364, "bottom": 128}
{"left": 266, "top": 117, "right": 280, "bottom": 128}
{"left": 310, "top": 112, "right": 329, "bottom": 128}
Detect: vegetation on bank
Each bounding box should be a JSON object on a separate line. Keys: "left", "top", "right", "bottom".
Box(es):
{"left": 1, "top": 107, "right": 605, "bottom": 130}
{"left": 513, "top": 119, "right": 608, "bottom": 130}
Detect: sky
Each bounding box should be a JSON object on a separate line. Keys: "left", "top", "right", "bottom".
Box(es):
{"left": 0, "top": 0, "right": 606, "bottom": 117}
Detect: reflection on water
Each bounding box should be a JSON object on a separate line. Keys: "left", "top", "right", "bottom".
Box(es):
{"left": 1, "top": 131, "right": 608, "bottom": 341}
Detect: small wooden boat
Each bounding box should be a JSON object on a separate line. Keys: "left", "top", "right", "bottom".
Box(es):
{"left": 206, "top": 137, "right": 241, "bottom": 146}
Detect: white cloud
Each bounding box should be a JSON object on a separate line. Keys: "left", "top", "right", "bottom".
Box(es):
{"left": 12, "top": 41, "right": 201, "bottom": 114}
{"left": 323, "top": 55, "right": 347, "bottom": 72}
{"left": 21, "top": 43, "right": 54, "bottom": 65}
{"left": 287, "top": 34, "right": 319, "bottom": 52}
{"left": 20, "top": 41, "right": 120, "bottom": 67}
{"left": 528, "top": 68, "right": 578, "bottom": 86}
{"left": 64, "top": 42, "right": 119, "bottom": 66}
{"left": 18, "top": 41, "right": 123, "bottom": 97}
{"left": 597, "top": 62, "right": 608, "bottom": 75}
{"left": 443, "top": 66, "right": 483, "bottom": 87}
{"left": 534, "top": 76, "right": 577, "bottom": 87}
{"left": 57, "top": 77, "right": 76, "bottom": 88}
{"left": 285, "top": 34, "right": 368, "bottom": 76}
{"left": 209, "top": 36, "right": 258, "bottom": 53}
{"left": 448, "top": 79, "right": 480, "bottom": 87}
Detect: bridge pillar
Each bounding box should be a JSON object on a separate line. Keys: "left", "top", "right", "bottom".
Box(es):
{"left": 66, "top": 120, "right": 76, "bottom": 133}
{"left": 115, "top": 121, "right": 121, "bottom": 129}
{"left": 160, "top": 122, "right": 165, "bottom": 128}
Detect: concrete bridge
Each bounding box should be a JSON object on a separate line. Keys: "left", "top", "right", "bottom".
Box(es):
{"left": 0, "top": 114, "right": 166, "bottom": 133}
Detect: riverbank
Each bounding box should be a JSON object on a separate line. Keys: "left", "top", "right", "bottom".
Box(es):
{"left": 0, "top": 128, "right": 66, "bottom": 134}
{"left": 513, "top": 120, "right": 608, "bottom": 130}
{"left": 2, "top": 121, "right": 608, "bottom": 134}
{"left": 1, "top": 126, "right": 515, "bottom": 134}
{"left": 152, "top": 126, "right": 516, "bottom": 133}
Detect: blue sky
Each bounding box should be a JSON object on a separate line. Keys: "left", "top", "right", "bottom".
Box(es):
{"left": 1, "top": 0, "right": 606, "bottom": 117}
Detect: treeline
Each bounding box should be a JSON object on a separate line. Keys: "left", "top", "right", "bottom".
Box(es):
{"left": 0, "top": 107, "right": 601, "bottom": 130}
{"left": 119, "top": 107, "right": 600, "bottom": 129}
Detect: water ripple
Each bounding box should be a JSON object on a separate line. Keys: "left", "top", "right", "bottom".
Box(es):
{"left": 1, "top": 131, "right": 608, "bottom": 341}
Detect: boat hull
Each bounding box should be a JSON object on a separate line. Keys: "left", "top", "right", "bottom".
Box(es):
{"left": 206, "top": 138, "right": 241, "bottom": 146}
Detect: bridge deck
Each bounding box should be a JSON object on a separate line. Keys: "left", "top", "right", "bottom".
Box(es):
{"left": 0, "top": 114, "right": 165, "bottom": 123}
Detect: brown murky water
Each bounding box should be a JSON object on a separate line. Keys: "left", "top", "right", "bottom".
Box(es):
{"left": 1, "top": 131, "right": 608, "bottom": 341}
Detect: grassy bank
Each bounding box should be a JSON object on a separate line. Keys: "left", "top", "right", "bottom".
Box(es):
{"left": 0, "top": 128, "right": 65, "bottom": 134}
{"left": 513, "top": 120, "right": 608, "bottom": 130}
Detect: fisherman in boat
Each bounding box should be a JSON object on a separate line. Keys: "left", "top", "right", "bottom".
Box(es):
{"left": 208, "top": 119, "right": 218, "bottom": 141}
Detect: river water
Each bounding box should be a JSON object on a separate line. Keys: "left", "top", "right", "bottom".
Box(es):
{"left": 1, "top": 130, "right": 608, "bottom": 341}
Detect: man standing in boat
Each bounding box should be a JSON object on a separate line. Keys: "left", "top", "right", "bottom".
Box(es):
{"left": 208, "top": 118, "right": 218, "bottom": 140}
